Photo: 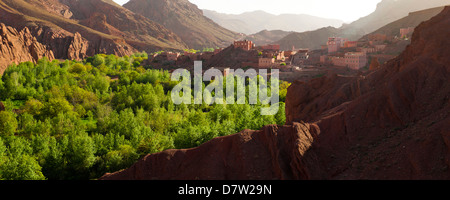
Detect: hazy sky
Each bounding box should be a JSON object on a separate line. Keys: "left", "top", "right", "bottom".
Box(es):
{"left": 113, "top": 0, "right": 383, "bottom": 22}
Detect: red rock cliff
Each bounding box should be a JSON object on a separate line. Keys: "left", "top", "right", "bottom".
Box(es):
{"left": 101, "top": 7, "right": 450, "bottom": 180}
{"left": 0, "top": 23, "right": 55, "bottom": 74}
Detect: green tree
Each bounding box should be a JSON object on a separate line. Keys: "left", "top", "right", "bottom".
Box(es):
{"left": 0, "top": 111, "right": 18, "bottom": 136}
{"left": 104, "top": 145, "right": 139, "bottom": 172}
{"left": 42, "top": 98, "right": 74, "bottom": 118}
{"left": 63, "top": 133, "right": 96, "bottom": 179}
{"left": 92, "top": 54, "right": 105, "bottom": 67}
{"left": 0, "top": 137, "right": 6, "bottom": 158}
{"left": 69, "top": 63, "right": 86, "bottom": 74}
{"left": 0, "top": 155, "right": 46, "bottom": 180}
{"left": 23, "top": 99, "right": 44, "bottom": 116}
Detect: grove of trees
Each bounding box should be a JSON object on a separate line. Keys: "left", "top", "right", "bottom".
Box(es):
{"left": 0, "top": 52, "right": 289, "bottom": 180}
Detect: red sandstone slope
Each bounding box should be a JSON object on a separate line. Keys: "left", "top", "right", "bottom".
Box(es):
{"left": 0, "top": 0, "right": 187, "bottom": 72}
{"left": 124, "top": 0, "right": 240, "bottom": 49}
{"left": 101, "top": 7, "right": 450, "bottom": 180}
{"left": 101, "top": 123, "right": 320, "bottom": 180}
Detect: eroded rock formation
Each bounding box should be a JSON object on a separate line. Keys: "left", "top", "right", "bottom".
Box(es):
{"left": 0, "top": 23, "right": 55, "bottom": 74}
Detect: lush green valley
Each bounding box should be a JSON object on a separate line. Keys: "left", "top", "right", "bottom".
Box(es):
{"left": 0, "top": 53, "right": 288, "bottom": 180}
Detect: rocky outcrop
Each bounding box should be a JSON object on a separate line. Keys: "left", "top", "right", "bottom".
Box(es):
{"left": 0, "top": 23, "right": 55, "bottom": 74}
{"left": 102, "top": 6, "right": 450, "bottom": 180}
{"left": 0, "top": 0, "right": 187, "bottom": 71}
{"left": 62, "top": 0, "right": 187, "bottom": 50}
{"left": 31, "top": 27, "right": 91, "bottom": 61}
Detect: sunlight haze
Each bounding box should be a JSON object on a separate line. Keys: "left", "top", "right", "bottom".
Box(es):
{"left": 113, "top": 0, "right": 382, "bottom": 22}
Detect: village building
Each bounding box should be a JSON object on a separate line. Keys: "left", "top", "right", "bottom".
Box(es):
{"left": 327, "top": 37, "right": 348, "bottom": 53}
{"left": 345, "top": 52, "right": 367, "bottom": 70}
{"left": 160, "top": 52, "right": 180, "bottom": 61}
{"left": 292, "top": 50, "right": 309, "bottom": 65}
{"left": 262, "top": 51, "right": 285, "bottom": 61}
{"left": 261, "top": 44, "right": 280, "bottom": 51}
{"left": 283, "top": 50, "right": 297, "bottom": 59}
{"left": 168, "top": 52, "right": 180, "bottom": 61}
{"left": 258, "top": 57, "right": 275, "bottom": 68}
{"left": 234, "top": 40, "right": 255, "bottom": 51}
{"left": 330, "top": 56, "right": 346, "bottom": 67}
{"left": 344, "top": 41, "right": 358, "bottom": 48}
{"left": 320, "top": 55, "right": 328, "bottom": 64}
{"left": 400, "top": 27, "right": 415, "bottom": 38}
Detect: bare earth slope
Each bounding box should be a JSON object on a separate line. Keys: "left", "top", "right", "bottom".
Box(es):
{"left": 101, "top": 6, "right": 450, "bottom": 180}
{"left": 124, "top": 0, "right": 240, "bottom": 50}
{"left": 368, "top": 6, "right": 445, "bottom": 37}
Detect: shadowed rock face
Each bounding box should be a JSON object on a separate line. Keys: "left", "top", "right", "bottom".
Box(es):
{"left": 101, "top": 123, "right": 320, "bottom": 180}
{"left": 101, "top": 7, "right": 450, "bottom": 180}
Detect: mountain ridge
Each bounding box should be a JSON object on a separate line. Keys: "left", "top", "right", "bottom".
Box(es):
{"left": 203, "top": 9, "right": 344, "bottom": 35}
{"left": 124, "top": 0, "right": 241, "bottom": 49}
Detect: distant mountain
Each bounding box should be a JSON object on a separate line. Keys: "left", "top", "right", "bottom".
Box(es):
{"left": 367, "top": 6, "right": 446, "bottom": 37}
{"left": 275, "top": 27, "right": 346, "bottom": 50}
{"left": 244, "top": 30, "right": 293, "bottom": 46}
{"left": 275, "top": 0, "right": 450, "bottom": 50}
{"left": 203, "top": 10, "right": 344, "bottom": 35}
{"left": 0, "top": 0, "right": 187, "bottom": 66}
{"left": 341, "top": 0, "right": 450, "bottom": 36}
{"left": 124, "top": 0, "right": 241, "bottom": 49}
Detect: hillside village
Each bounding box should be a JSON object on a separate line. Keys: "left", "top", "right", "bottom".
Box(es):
{"left": 146, "top": 26, "right": 416, "bottom": 82}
